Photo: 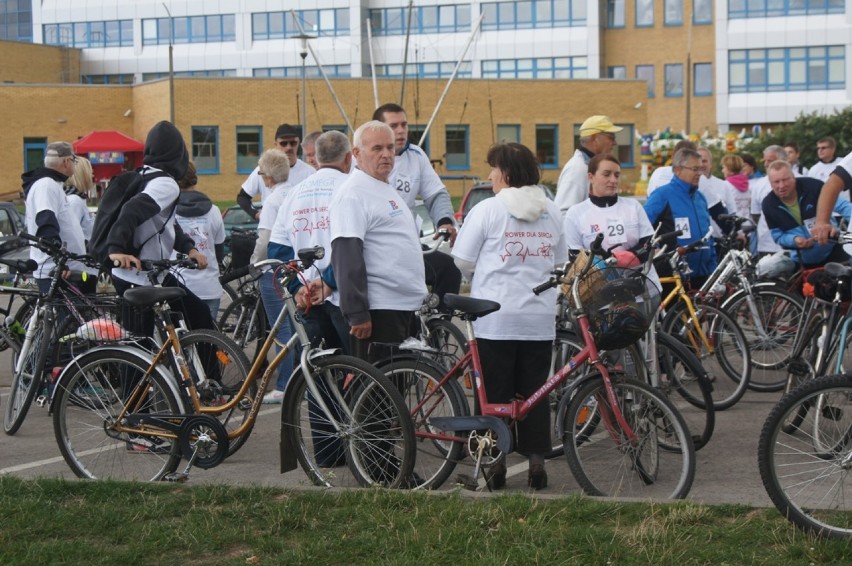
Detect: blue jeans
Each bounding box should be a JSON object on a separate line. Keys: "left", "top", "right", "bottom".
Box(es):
{"left": 202, "top": 298, "right": 220, "bottom": 321}
{"left": 258, "top": 271, "right": 293, "bottom": 391}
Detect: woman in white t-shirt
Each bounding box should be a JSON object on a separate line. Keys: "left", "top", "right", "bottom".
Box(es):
{"left": 452, "top": 142, "right": 569, "bottom": 491}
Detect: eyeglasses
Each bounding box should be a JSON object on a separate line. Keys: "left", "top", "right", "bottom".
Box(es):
{"left": 680, "top": 166, "right": 704, "bottom": 173}
{"left": 277, "top": 140, "right": 300, "bottom": 147}
{"left": 68, "top": 155, "right": 78, "bottom": 164}
{"left": 598, "top": 132, "right": 616, "bottom": 141}
{"left": 817, "top": 145, "right": 831, "bottom": 150}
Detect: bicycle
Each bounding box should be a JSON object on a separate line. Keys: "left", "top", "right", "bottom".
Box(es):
{"left": 382, "top": 234, "right": 696, "bottom": 497}
{"left": 657, "top": 229, "right": 752, "bottom": 410}
{"left": 51, "top": 247, "right": 416, "bottom": 488}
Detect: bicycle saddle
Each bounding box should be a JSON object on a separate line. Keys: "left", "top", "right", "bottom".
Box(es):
{"left": 122, "top": 286, "right": 186, "bottom": 307}
{"left": 442, "top": 294, "right": 501, "bottom": 319}
{"left": 824, "top": 262, "right": 852, "bottom": 280}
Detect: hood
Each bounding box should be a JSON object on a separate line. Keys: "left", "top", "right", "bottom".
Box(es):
{"left": 21, "top": 167, "right": 67, "bottom": 197}
{"left": 176, "top": 190, "right": 213, "bottom": 217}
{"left": 143, "top": 120, "right": 189, "bottom": 180}
{"left": 726, "top": 174, "right": 749, "bottom": 192}
{"left": 63, "top": 185, "right": 87, "bottom": 200}
{"left": 495, "top": 185, "right": 549, "bottom": 222}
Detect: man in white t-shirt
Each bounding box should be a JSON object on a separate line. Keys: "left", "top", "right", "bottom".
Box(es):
{"left": 785, "top": 141, "right": 809, "bottom": 177}
{"left": 301, "top": 130, "right": 322, "bottom": 170}
{"left": 749, "top": 145, "right": 787, "bottom": 255}
{"left": 372, "top": 103, "right": 461, "bottom": 309}
{"left": 236, "top": 124, "right": 316, "bottom": 220}
{"left": 22, "top": 141, "right": 98, "bottom": 290}
{"left": 812, "top": 151, "right": 852, "bottom": 245}
{"left": 809, "top": 136, "right": 842, "bottom": 183}
{"left": 554, "top": 115, "right": 621, "bottom": 214}
{"left": 329, "top": 121, "right": 426, "bottom": 362}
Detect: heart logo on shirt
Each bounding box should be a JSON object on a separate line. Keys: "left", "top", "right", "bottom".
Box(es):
{"left": 292, "top": 217, "right": 311, "bottom": 235}
{"left": 501, "top": 241, "right": 525, "bottom": 262}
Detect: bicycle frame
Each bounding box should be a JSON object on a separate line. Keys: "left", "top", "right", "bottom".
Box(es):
{"left": 658, "top": 271, "right": 716, "bottom": 356}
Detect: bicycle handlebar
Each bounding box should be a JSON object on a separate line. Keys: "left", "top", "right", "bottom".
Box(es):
{"left": 17, "top": 232, "right": 98, "bottom": 267}
{"left": 532, "top": 233, "right": 605, "bottom": 296}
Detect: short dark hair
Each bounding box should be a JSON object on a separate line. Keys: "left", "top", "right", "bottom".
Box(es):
{"left": 818, "top": 136, "right": 837, "bottom": 149}
{"left": 486, "top": 143, "right": 540, "bottom": 188}
{"left": 672, "top": 139, "right": 697, "bottom": 154}
{"left": 588, "top": 154, "right": 620, "bottom": 175}
{"left": 784, "top": 141, "right": 800, "bottom": 152}
{"left": 372, "top": 103, "right": 405, "bottom": 121}
{"left": 740, "top": 152, "right": 758, "bottom": 169}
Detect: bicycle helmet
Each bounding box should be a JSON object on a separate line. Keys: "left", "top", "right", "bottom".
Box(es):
{"left": 756, "top": 252, "right": 795, "bottom": 280}
{"left": 593, "top": 302, "right": 649, "bottom": 350}
{"left": 66, "top": 318, "right": 128, "bottom": 342}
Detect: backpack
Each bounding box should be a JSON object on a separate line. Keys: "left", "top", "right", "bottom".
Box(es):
{"left": 87, "top": 169, "right": 170, "bottom": 267}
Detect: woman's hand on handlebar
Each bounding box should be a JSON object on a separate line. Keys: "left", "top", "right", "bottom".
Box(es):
{"left": 110, "top": 253, "right": 142, "bottom": 272}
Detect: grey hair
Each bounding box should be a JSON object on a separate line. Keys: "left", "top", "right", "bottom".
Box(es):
{"left": 767, "top": 159, "right": 793, "bottom": 175}
{"left": 301, "top": 130, "right": 322, "bottom": 149}
{"left": 671, "top": 148, "right": 701, "bottom": 168}
{"left": 258, "top": 148, "right": 290, "bottom": 184}
{"left": 353, "top": 120, "right": 393, "bottom": 150}
{"left": 316, "top": 130, "right": 351, "bottom": 165}
{"left": 764, "top": 145, "right": 787, "bottom": 160}
{"left": 44, "top": 141, "right": 74, "bottom": 169}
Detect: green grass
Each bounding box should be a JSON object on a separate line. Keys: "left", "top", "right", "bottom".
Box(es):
{"left": 1, "top": 476, "right": 850, "bottom": 565}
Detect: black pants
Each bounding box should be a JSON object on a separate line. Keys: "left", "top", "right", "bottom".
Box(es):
{"left": 424, "top": 250, "right": 462, "bottom": 308}
{"left": 349, "top": 309, "right": 416, "bottom": 364}
{"left": 476, "top": 339, "right": 552, "bottom": 456}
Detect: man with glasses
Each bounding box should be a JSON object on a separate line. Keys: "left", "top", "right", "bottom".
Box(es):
{"left": 644, "top": 148, "right": 717, "bottom": 287}
{"left": 554, "top": 115, "right": 622, "bottom": 214}
{"left": 21, "top": 141, "right": 97, "bottom": 291}
{"left": 809, "top": 136, "right": 842, "bottom": 183}
{"left": 237, "top": 124, "right": 316, "bottom": 220}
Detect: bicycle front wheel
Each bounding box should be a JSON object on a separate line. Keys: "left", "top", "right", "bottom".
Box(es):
{"left": 663, "top": 301, "right": 751, "bottom": 410}
{"left": 4, "top": 311, "right": 52, "bottom": 435}
{"left": 758, "top": 374, "right": 852, "bottom": 538}
{"left": 722, "top": 285, "right": 803, "bottom": 392}
{"left": 564, "top": 376, "right": 696, "bottom": 499}
{"left": 218, "top": 295, "right": 267, "bottom": 364}
{"left": 52, "top": 348, "right": 183, "bottom": 481}
{"left": 281, "top": 355, "right": 416, "bottom": 488}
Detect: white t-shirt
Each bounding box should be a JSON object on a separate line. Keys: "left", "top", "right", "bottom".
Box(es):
{"left": 554, "top": 149, "right": 591, "bottom": 214}
{"left": 330, "top": 168, "right": 426, "bottom": 311}
{"left": 836, "top": 152, "right": 852, "bottom": 182}
{"left": 725, "top": 180, "right": 752, "bottom": 219}
{"left": 111, "top": 167, "right": 182, "bottom": 286}
{"left": 563, "top": 197, "right": 653, "bottom": 253}
{"left": 271, "top": 168, "right": 347, "bottom": 306}
{"left": 453, "top": 192, "right": 568, "bottom": 341}
{"left": 699, "top": 174, "right": 739, "bottom": 238}
{"left": 809, "top": 158, "right": 841, "bottom": 183}
{"left": 750, "top": 177, "right": 782, "bottom": 253}
{"left": 66, "top": 194, "right": 94, "bottom": 240}
{"left": 241, "top": 159, "right": 316, "bottom": 204}
{"left": 645, "top": 166, "right": 674, "bottom": 196}
{"left": 389, "top": 144, "right": 446, "bottom": 208}
{"left": 25, "top": 175, "right": 93, "bottom": 278}
{"left": 173, "top": 206, "right": 225, "bottom": 300}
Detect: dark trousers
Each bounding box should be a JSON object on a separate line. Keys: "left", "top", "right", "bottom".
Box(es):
{"left": 476, "top": 338, "right": 552, "bottom": 455}
{"left": 350, "top": 309, "right": 416, "bottom": 364}
{"left": 424, "top": 250, "right": 462, "bottom": 307}
{"left": 302, "top": 302, "right": 350, "bottom": 354}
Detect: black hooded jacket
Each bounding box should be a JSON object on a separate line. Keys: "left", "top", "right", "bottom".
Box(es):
{"left": 21, "top": 167, "right": 69, "bottom": 243}
{"left": 106, "top": 121, "right": 195, "bottom": 256}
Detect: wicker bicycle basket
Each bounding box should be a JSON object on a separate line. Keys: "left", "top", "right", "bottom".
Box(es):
{"left": 562, "top": 262, "right": 661, "bottom": 351}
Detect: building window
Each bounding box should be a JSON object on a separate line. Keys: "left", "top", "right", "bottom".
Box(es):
{"left": 636, "top": 65, "right": 655, "bottom": 98}
{"left": 236, "top": 126, "right": 261, "bottom": 174}
{"left": 445, "top": 125, "right": 469, "bottom": 170}
{"left": 143, "top": 14, "right": 235, "bottom": 45}
{"left": 369, "top": 4, "right": 470, "bottom": 35}
{"left": 635, "top": 0, "right": 654, "bottom": 27}
{"left": 253, "top": 9, "right": 350, "bottom": 39}
{"left": 664, "top": 0, "right": 683, "bottom": 25}
{"left": 535, "top": 125, "right": 558, "bottom": 169}
{"left": 0, "top": 1, "right": 33, "bottom": 42}
{"left": 607, "top": 0, "right": 625, "bottom": 28}
{"left": 407, "top": 125, "right": 430, "bottom": 154}
{"left": 608, "top": 66, "right": 627, "bottom": 79}
{"left": 23, "top": 138, "right": 47, "bottom": 174}
{"left": 253, "top": 65, "right": 350, "bottom": 78}
{"left": 192, "top": 126, "right": 219, "bottom": 174}
{"left": 694, "top": 63, "right": 713, "bottom": 96}
{"left": 481, "top": 57, "right": 587, "bottom": 79}
{"left": 480, "top": 0, "right": 586, "bottom": 31}
{"left": 665, "top": 64, "right": 684, "bottom": 96}
{"left": 728, "top": 0, "right": 844, "bottom": 19}
{"left": 375, "top": 62, "right": 471, "bottom": 79}
{"left": 81, "top": 74, "right": 135, "bottom": 85}
{"left": 496, "top": 125, "right": 520, "bottom": 144}
{"left": 729, "top": 46, "right": 845, "bottom": 93}
{"left": 44, "top": 20, "right": 133, "bottom": 47}
{"left": 693, "top": 0, "right": 712, "bottom": 23}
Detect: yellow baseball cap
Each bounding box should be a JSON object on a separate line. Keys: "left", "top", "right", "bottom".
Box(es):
{"left": 579, "top": 116, "right": 623, "bottom": 137}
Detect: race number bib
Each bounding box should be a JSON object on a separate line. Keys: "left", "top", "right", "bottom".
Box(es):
{"left": 804, "top": 217, "right": 816, "bottom": 233}
{"left": 606, "top": 218, "right": 627, "bottom": 245}
{"left": 674, "top": 217, "right": 692, "bottom": 239}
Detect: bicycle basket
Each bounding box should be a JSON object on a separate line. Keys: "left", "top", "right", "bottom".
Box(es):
{"left": 570, "top": 266, "right": 661, "bottom": 350}
{"left": 559, "top": 250, "right": 606, "bottom": 306}
{"left": 229, "top": 229, "right": 258, "bottom": 271}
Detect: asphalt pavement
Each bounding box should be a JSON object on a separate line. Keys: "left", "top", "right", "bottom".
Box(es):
{"left": 0, "top": 340, "right": 784, "bottom": 507}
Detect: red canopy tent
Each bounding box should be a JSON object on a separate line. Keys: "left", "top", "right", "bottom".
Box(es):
{"left": 73, "top": 130, "right": 144, "bottom": 192}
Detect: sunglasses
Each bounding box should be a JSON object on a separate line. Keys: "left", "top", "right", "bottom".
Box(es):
{"left": 277, "top": 140, "right": 300, "bottom": 147}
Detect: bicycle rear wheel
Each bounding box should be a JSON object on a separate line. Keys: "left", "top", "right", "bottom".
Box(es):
{"left": 564, "top": 376, "right": 696, "bottom": 499}
{"left": 424, "top": 317, "right": 468, "bottom": 371}
{"left": 52, "top": 348, "right": 183, "bottom": 481}
{"left": 722, "top": 286, "right": 803, "bottom": 392}
{"left": 179, "top": 329, "right": 255, "bottom": 456}
{"left": 382, "top": 358, "right": 469, "bottom": 489}
{"left": 758, "top": 373, "right": 852, "bottom": 538}
{"left": 218, "top": 295, "right": 267, "bottom": 364}
{"left": 280, "top": 355, "right": 415, "bottom": 488}
{"left": 4, "top": 310, "right": 52, "bottom": 435}
{"left": 663, "top": 301, "right": 751, "bottom": 410}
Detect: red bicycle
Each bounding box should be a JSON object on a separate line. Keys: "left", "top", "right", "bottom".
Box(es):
{"left": 381, "top": 235, "right": 696, "bottom": 497}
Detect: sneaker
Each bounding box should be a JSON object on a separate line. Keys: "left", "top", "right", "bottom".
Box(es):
{"left": 126, "top": 435, "right": 172, "bottom": 454}
{"left": 262, "top": 389, "right": 285, "bottom": 404}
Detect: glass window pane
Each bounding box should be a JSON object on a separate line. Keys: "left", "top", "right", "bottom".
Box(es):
{"left": 767, "top": 61, "right": 785, "bottom": 84}
{"left": 828, "top": 59, "right": 845, "bottom": 83}
{"left": 636, "top": 0, "right": 654, "bottom": 25}
{"left": 789, "top": 60, "right": 806, "bottom": 84}
{"left": 665, "top": 0, "right": 683, "bottom": 23}
{"left": 637, "top": 65, "right": 655, "bottom": 97}
{"left": 694, "top": 0, "right": 712, "bottom": 21}
{"left": 517, "top": 1, "right": 533, "bottom": 25}
{"left": 496, "top": 125, "right": 520, "bottom": 143}
{"left": 535, "top": 125, "right": 558, "bottom": 167}
{"left": 729, "top": 62, "right": 746, "bottom": 87}
{"left": 537, "top": 0, "right": 553, "bottom": 22}
{"left": 445, "top": 126, "right": 468, "bottom": 169}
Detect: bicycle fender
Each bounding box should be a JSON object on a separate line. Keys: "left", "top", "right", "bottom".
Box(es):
{"left": 49, "top": 345, "right": 186, "bottom": 415}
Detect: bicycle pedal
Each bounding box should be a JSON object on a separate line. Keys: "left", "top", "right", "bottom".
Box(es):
{"left": 453, "top": 473, "right": 480, "bottom": 491}
{"left": 162, "top": 472, "right": 190, "bottom": 483}
{"left": 36, "top": 395, "right": 47, "bottom": 407}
